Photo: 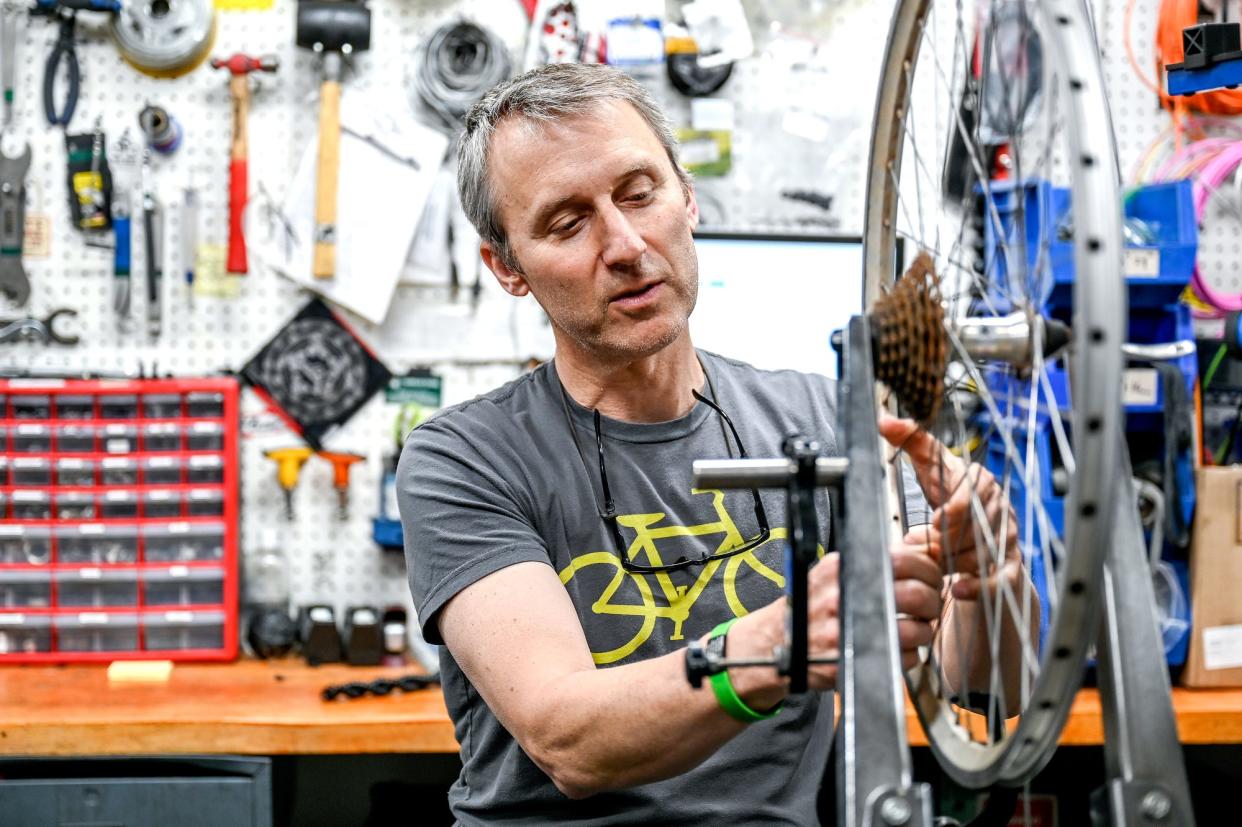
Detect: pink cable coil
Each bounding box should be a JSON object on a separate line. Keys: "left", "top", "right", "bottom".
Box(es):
{"left": 1191, "top": 140, "right": 1242, "bottom": 317}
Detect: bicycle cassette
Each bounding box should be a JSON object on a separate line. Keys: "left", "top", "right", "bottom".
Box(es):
{"left": 869, "top": 251, "right": 948, "bottom": 425}
{"left": 112, "top": 0, "right": 216, "bottom": 77}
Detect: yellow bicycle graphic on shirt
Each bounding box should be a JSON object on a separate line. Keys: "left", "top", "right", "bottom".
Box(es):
{"left": 559, "top": 488, "right": 824, "bottom": 665}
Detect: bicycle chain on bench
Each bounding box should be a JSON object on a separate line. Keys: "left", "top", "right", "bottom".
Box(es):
{"left": 321, "top": 673, "right": 441, "bottom": 701}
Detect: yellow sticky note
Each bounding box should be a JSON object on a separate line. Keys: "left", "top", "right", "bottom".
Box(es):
{"left": 107, "top": 660, "right": 174, "bottom": 683}
{"left": 194, "top": 243, "right": 242, "bottom": 299}
{"left": 215, "top": 0, "right": 274, "bottom": 9}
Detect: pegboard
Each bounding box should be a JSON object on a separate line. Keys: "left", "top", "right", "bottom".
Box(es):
{"left": 1094, "top": 0, "right": 1242, "bottom": 321}
{"left": 0, "top": 0, "right": 903, "bottom": 657}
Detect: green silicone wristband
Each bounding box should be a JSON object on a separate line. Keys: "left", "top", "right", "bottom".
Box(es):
{"left": 706, "top": 619, "right": 784, "bottom": 724}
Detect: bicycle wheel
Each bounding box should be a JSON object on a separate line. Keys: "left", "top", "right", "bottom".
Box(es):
{"left": 862, "top": 0, "right": 1123, "bottom": 787}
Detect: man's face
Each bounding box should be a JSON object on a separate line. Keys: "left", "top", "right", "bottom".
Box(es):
{"left": 483, "top": 100, "right": 700, "bottom": 363}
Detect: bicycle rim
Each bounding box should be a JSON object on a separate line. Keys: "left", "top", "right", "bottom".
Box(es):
{"left": 862, "top": 0, "right": 1123, "bottom": 787}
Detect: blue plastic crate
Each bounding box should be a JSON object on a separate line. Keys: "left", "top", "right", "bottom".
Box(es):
{"left": 983, "top": 178, "right": 1198, "bottom": 311}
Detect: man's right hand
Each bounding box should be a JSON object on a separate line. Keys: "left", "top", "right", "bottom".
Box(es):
{"left": 727, "top": 547, "right": 942, "bottom": 702}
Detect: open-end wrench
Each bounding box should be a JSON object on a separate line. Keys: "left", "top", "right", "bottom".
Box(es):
{"left": 0, "top": 143, "right": 31, "bottom": 306}
{"left": 0, "top": 308, "right": 80, "bottom": 345}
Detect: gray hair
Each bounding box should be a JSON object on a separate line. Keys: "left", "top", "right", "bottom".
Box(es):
{"left": 457, "top": 63, "right": 692, "bottom": 273}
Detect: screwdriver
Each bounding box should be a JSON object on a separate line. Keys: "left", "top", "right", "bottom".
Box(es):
{"left": 318, "top": 451, "right": 365, "bottom": 521}
{"left": 264, "top": 447, "right": 313, "bottom": 521}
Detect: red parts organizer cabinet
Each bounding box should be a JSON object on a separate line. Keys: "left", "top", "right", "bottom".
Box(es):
{"left": 0, "top": 377, "right": 240, "bottom": 662}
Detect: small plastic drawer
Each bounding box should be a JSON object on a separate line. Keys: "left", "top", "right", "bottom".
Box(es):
{"left": 11, "top": 394, "right": 51, "bottom": 419}
{"left": 55, "top": 424, "right": 96, "bottom": 453}
{"left": 100, "top": 489, "right": 139, "bottom": 518}
{"left": 56, "top": 458, "right": 95, "bottom": 487}
{"left": 54, "top": 394, "right": 95, "bottom": 419}
{"left": 55, "top": 569, "right": 139, "bottom": 608}
{"left": 55, "top": 491, "right": 97, "bottom": 520}
{"left": 55, "top": 524, "right": 139, "bottom": 565}
{"left": 101, "top": 423, "right": 139, "bottom": 454}
{"left": 0, "top": 527, "right": 50, "bottom": 565}
{"left": 100, "top": 457, "right": 139, "bottom": 485}
{"left": 0, "top": 570, "right": 52, "bottom": 608}
{"left": 143, "top": 393, "right": 182, "bottom": 419}
{"left": 142, "top": 521, "right": 224, "bottom": 561}
{"left": 99, "top": 394, "right": 138, "bottom": 419}
{"left": 143, "top": 609, "right": 225, "bottom": 651}
{"left": 143, "top": 522, "right": 225, "bottom": 562}
{"left": 0, "top": 614, "right": 52, "bottom": 654}
{"left": 186, "top": 422, "right": 224, "bottom": 451}
{"left": 11, "top": 424, "right": 52, "bottom": 453}
{"left": 10, "top": 490, "right": 51, "bottom": 521}
{"left": 55, "top": 612, "right": 140, "bottom": 651}
{"left": 142, "top": 565, "right": 225, "bottom": 606}
{"left": 186, "top": 455, "right": 224, "bottom": 484}
{"left": 186, "top": 391, "right": 225, "bottom": 418}
{"left": 142, "top": 456, "right": 183, "bottom": 485}
{"left": 142, "top": 489, "right": 181, "bottom": 518}
{"left": 186, "top": 488, "right": 225, "bottom": 517}
{"left": 11, "top": 457, "right": 51, "bottom": 485}
{"left": 142, "top": 422, "right": 182, "bottom": 452}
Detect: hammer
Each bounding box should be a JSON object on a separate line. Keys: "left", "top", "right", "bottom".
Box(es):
{"left": 210, "top": 53, "right": 279, "bottom": 275}
{"left": 295, "top": 0, "right": 371, "bottom": 280}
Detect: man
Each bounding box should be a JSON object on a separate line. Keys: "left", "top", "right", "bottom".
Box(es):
{"left": 399, "top": 63, "right": 1033, "bottom": 824}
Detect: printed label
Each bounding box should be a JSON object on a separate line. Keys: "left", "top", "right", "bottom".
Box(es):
{"left": 1122, "top": 368, "right": 1159, "bottom": 406}
{"left": 1203, "top": 625, "right": 1242, "bottom": 671}
{"left": 1124, "top": 248, "right": 1160, "bottom": 278}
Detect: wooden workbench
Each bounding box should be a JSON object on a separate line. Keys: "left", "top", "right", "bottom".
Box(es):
{"left": 1, "top": 659, "right": 1240, "bottom": 756}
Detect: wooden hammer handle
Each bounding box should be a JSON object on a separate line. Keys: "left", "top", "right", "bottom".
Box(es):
{"left": 313, "top": 79, "right": 341, "bottom": 279}
{"left": 227, "top": 74, "right": 250, "bottom": 274}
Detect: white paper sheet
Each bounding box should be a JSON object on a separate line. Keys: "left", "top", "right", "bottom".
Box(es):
{"left": 261, "top": 87, "right": 449, "bottom": 324}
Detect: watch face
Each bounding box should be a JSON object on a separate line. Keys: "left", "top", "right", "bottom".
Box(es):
{"left": 707, "top": 630, "right": 727, "bottom": 660}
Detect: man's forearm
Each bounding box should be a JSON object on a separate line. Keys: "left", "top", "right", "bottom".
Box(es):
{"left": 515, "top": 607, "right": 788, "bottom": 798}
{"left": 936, "top": 570, "right": 1040, "bottom": 715}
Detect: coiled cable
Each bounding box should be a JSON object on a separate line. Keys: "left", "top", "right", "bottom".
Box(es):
{"left": 411, "top": 21, "right": 512, "bottom": 131}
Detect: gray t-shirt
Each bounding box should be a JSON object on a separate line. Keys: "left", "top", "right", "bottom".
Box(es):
{"left": 399, "top": 351, "right": 917, "bottom": 825}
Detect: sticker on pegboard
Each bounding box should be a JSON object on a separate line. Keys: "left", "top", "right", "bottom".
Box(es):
{"left": 241, "top": 298, "right": 392, "bottom": 449}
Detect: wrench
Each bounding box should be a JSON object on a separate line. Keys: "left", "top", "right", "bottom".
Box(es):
{"left": 0, "top": 308, "right": 79, "bottom": 345}
{"left": 0, "top": 143, "right": 31, "bottom": 306}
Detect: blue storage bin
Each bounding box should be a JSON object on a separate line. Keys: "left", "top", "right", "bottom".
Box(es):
{"left": 983, "top": 178, "right": 1198, "bottom": 312}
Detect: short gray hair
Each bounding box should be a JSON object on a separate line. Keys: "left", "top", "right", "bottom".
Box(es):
{"left": 457, "top": 63, "right": 692, "bottom": 272}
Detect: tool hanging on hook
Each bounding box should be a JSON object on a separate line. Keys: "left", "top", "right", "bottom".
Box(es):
{"left": 296, "top": 0, "right": 372, "bottom": 280}
{"left": 30, "top": 0, "right": 121, "bottom": 129}
{"left": 0, "top": 142, "right": 32, "bottom": 306}
{"left": 138, "top": 103, "right": 182, "bottom": 155}
{"left": 210, "top": 53, "right": 278, "bottom": 275}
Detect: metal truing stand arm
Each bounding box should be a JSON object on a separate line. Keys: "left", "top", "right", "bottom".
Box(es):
{"left": 1090, "top": 442, "right": 1195, "bottom": 827}
{"left": 686, "top": 449, "right": 843, "bottom": 688}
{"left": 836, "top": 315, "right": 932, "bottom": 827}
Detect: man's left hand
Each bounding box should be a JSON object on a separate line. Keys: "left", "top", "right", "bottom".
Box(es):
{"left": 878, "top": 413, "right": 1024, "bottom": 604}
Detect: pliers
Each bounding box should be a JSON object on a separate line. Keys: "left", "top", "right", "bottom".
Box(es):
{"left": 38, "top": 8, "right": 79, "bottom": 128}
{"left": 0, "top": 308, "right": 80, "bottom": 345}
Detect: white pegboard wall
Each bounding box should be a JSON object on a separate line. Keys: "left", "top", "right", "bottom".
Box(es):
{"left": 1095, "top": 0, "right": 1242, "bottom": 302}
{"left": 2, "top": 0, "right": 1118, "bottom": 626}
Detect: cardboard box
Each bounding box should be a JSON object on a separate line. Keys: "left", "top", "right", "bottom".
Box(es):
{"left": 1184, "top": 465, "right": 1242, "bottom": 687}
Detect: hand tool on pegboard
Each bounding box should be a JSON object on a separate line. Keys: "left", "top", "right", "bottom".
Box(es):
{"left": 110, "top": 129, "right": 137, "bottom": 327}
{"left": 295, "top": 0, "right": 371, "bottom": 280}
{"left": 29, "top": 0, "right": 121, "bottom": 129}
{"left": 317, "top": 450, "right": 364, "bottom": 520}
{"left": 65, "top": 120, "right": 112, "bottom": 233}
{"left": 0, "top": 142, "right": 31, "bottom": 307}
{"left": 264, "top": 446, "right": 312, "bottom": 521}
{"left": 0, "top": 307, "right": 79, "bottom": 344}
{"left": 1, "top": 7, "right": 20, "bottom": 126}
{"left": 140, "top": 147, "right": 161, "bottom": 339}
{"left": 138, "top": 103, "right": 182, "bottom": 154}
{"left": 210, "top": 53, "right": 278, "bottom": 275}
{"left": 110, "top": 0, "right": 214, "bottom": 78}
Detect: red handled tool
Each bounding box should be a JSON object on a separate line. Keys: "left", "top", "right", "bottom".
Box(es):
{"left": 210, "top": 53, "right": 278, "bottom": 275}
